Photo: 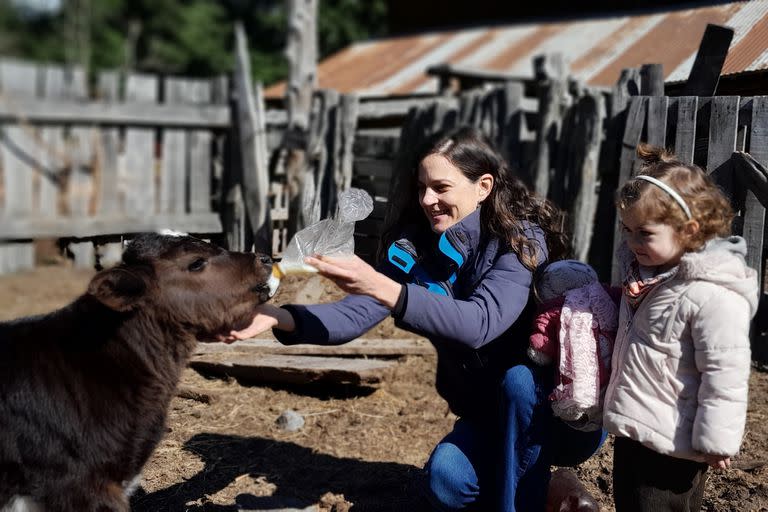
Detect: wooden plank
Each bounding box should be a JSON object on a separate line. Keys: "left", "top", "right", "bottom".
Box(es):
{"left": 569, "top": 90, "right": 605, "bottom": 262}
{"left": 189, "top": 353, "right": 395, "bottom": 386}
{"left": 589, "top": 68, "right": 640, "bottom": 282}
{"left": 66, "top": 68, "right": 96, "bottom": 267}
{"left": 285, "top": 0, "right": 317, "bottom": 132}
{"left": 194, "top": 338, "right": 434, "bottom": 357}
{"left": 611, "top": 96, "right": 647, "bottom": 284}
{"left": 499, "top": 81, "right": 524, "bottom": 172}
{"left": 39, "top": 65, "right": 66, "bottom": 217}
{"left": 618, "top": 97, "right": 647, "bottom": 183}
{"left": 186, "top": 80, "right": 213, "bottom": 213}
{"left": 639, "top": 64, "right": 664, "bottom": 96}
{"left": 707, "top": 96, "right": 740, "bottom": 198}
{"left": 682, "top": 24, "right": 735, "bottom": 97}
{"left": 265, "top": 96, "right": 528, "bottom": 126}
{"left": 161, "top": 79, "right": 190, "bottom": 215}
{"left": 96, "top": 72, "right": 121, "bottom": 214}
{"left": 353, "top": 131, "right": 399, "bottom": 158}
{"left": 354, "top": 158, "right": 393, "bottom": 180}
{"left": 673, "top": 97, "right": 698, "bottom": 164}
{"left": 358, "top": 96, "right": 461, "bottom": 121}
{"left": 0, "top": 97, "right": 229, "bottom": 128}
{"left": 0, "top": 59, "right": 39, "bottom": 272}
{"left": 746, "top": 97, "right": 768, "bottom": 289}
{"left": 93, "top": 72, "right": 123, "bottom": 270}
{"left": 731, "top": 152, "right": 768, "bottom": 208}
{"left": 123, "top": 73, "right": 158, "bottom": 217}
{"left": 270, "top": 181, "right": 289, "bottom": 221}
{"left": 311, "top": 89, "right": 340, "bottom": 219}
{"left": 646, "top": 96, "right": 668, "bottom": 148}
{"left": 339, "top": 93, "right": 358, "bottom": 192}
{"left": 532, "top": 55, "right": 569, "bottom": 198}
{"left": 234, "top": 24, "right": 271, "bottom": 250}
{"left": 0, "top": 212, "right": 222, "bottom": 240}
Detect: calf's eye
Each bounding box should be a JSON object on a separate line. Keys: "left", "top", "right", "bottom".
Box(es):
{"left": 188, "top": 258, "right": 207, "bottom": 272}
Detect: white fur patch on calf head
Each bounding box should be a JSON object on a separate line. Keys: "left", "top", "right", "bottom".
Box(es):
{"left": 157, "top": 229, "right": 189, "bottom": 237}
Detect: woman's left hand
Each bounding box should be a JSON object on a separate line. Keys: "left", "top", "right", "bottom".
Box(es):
{"left": 305, "top": 254, "right": 402, "bottom": 309}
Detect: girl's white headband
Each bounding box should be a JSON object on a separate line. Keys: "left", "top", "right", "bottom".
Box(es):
{"left": 634, "top": 175, "right": 693, "bottom": 220}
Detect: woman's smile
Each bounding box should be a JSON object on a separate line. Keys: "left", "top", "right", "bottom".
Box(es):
{"left": 418, "top": 154, "right": 490, "bottom": 233}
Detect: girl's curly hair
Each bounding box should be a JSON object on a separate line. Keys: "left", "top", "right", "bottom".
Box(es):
{"left": 616, "top": 143, "right": 733, "bottom": 250}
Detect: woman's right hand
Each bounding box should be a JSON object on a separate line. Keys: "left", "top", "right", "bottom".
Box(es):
{"left": 225, "top": 304, "right": 295, "bottom": 341}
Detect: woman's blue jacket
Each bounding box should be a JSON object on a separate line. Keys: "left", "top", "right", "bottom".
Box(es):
{"left": 274, "top": 209, "right": 548, "bottom": 418}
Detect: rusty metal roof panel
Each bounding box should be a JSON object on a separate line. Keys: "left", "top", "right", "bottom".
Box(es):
{"left": 264, "top": 1, "right": 768, "bottom": 98}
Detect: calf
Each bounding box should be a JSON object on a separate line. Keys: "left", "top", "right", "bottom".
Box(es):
{"left": 0, "top": 234, "right": 273, "bottom": 512}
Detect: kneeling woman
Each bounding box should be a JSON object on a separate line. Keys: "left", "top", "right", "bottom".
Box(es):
{"left": 230, "top": 126, "right": 604, "bottom": 511}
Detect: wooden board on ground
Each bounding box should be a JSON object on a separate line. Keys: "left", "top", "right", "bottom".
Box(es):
{"left": 190, "top": 353, "right": 395, "bottom": 386}
{"left": 193, "top": 337, "right": 434, "bottom": 357}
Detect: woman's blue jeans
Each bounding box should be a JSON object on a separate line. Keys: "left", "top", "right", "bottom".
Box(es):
{"left": 423, "top": 364, "right": 606, "bottom": 511}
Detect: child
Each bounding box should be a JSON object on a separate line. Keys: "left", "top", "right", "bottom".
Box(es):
{"left": 528, "top": 260, "right": 619, "bottom": 431}
{"left": 603, "top": 144, "right": 759, "bottom": 511}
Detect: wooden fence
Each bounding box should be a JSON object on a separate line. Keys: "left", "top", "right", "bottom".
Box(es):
{"left": 0, "top": 59, "right": 229, "bottom": 272}
{"left": 610, "top": 95, "right": 767, "bottom": 287}
{"left": 0, "top": 54, "right": 764, "bottom": 304}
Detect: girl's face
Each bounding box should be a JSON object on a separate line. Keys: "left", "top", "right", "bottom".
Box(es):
{"left": 620, "top": 206, "right": 686, "bottom": 272}
{"left": 417, "top": 154, "right": 493, "bottom": 233}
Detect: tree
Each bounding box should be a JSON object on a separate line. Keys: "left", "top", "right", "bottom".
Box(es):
{"left": 0, "top": 0, "right": 389, "bottom": 85}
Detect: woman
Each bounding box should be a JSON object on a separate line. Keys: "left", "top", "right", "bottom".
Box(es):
{"left": 230, "top": 126, "right": 604, "bottom": 511}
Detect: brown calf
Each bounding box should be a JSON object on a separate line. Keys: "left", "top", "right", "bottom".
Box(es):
{"left": 0, "top": 234, "right": 272, "bottom": 512}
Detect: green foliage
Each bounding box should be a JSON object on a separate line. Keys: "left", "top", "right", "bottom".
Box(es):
{"left": 319, "top": 0, "right": 387, "bottom": 58}
{"left": 0, "top": 0, "right": 388, "bottom": 86}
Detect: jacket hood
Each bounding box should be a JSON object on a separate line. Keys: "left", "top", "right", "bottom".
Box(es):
{"left": 677, "top": 236, "right": 759, "bottom": 315}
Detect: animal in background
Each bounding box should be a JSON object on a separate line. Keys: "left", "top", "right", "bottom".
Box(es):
{"left": 0, "top": 233, "right": 273, "bottom": 512}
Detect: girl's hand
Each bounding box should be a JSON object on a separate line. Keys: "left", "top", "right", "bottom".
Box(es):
{"left": 225, "top": 304, "right": 295, "bottom": 341}
{"left": 305, "top": 254, "right": 402, "bottom": 309}
{"left": 704, "top": 454, "right": 731, "bottom": 470}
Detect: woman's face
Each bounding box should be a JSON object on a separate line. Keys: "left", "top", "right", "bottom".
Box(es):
{"left": 417, "top": 154, "right": 493, "bottom": 234}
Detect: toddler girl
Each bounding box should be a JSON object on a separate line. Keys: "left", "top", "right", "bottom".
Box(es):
{"left": 603, "top": 144, "right": 759, "bottom": 511}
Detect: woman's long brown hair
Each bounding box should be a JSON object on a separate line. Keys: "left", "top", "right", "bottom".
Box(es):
{"left": 380, "top": 126, "right": 569, "bottom": 270}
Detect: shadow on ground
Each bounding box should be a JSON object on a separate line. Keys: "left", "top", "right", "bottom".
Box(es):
{"left": 131, "top": 432, "right": 427, "bottom": 512}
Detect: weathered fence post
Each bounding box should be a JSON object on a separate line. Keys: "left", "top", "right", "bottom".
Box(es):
{"left": 610, "top": 95, "right": 648, "bottom": 284}
{"left": 639, "top": 63, "right": 664, "bottom": 97}
{"left": 532, "top": 53, "right": 570, "bottom": 199}
{"left": 497, "top": 81, "right": 525, "bottom": 177}
{"left": 566, "top": 89, "right": 606, "bottom": 262}
{"left": 589, "top": 68, "right": 639, "bottom": 279}
{"left": 65, "top": 67, "right": 96, "bottom": 267}
{"left": 0, "top": 59, "right": 38, "bottom": 273}
{"left": 707, "top": 96, "right": 740, "bottom": 197}
{"left": 93, "top": 71, "right": 123, "bottom": 268}
{"left": 284, "top": 0, "right": 318, "bottom": 236}
{"left": 233, "top": 23, "right": 271, "bottom": 252}
{"left": 338, "top": 93, "right": 359, "bottom": 193}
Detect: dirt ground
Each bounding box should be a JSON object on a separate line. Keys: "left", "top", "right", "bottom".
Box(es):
{"left": 1, "top": 262, "right": 766, "bottom": 512}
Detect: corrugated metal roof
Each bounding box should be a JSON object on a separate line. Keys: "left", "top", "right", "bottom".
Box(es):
{"left": 265, "top": 1, "right": 768, "bottom": 98}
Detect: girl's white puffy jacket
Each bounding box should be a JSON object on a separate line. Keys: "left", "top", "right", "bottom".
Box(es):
{"left": 603, "top": 236, "right": 759, "bottom": 462}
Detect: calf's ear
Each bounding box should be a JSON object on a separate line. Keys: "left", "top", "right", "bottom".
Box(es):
{"left": 87, "top": 266, "right": 149, "bottom": 311}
